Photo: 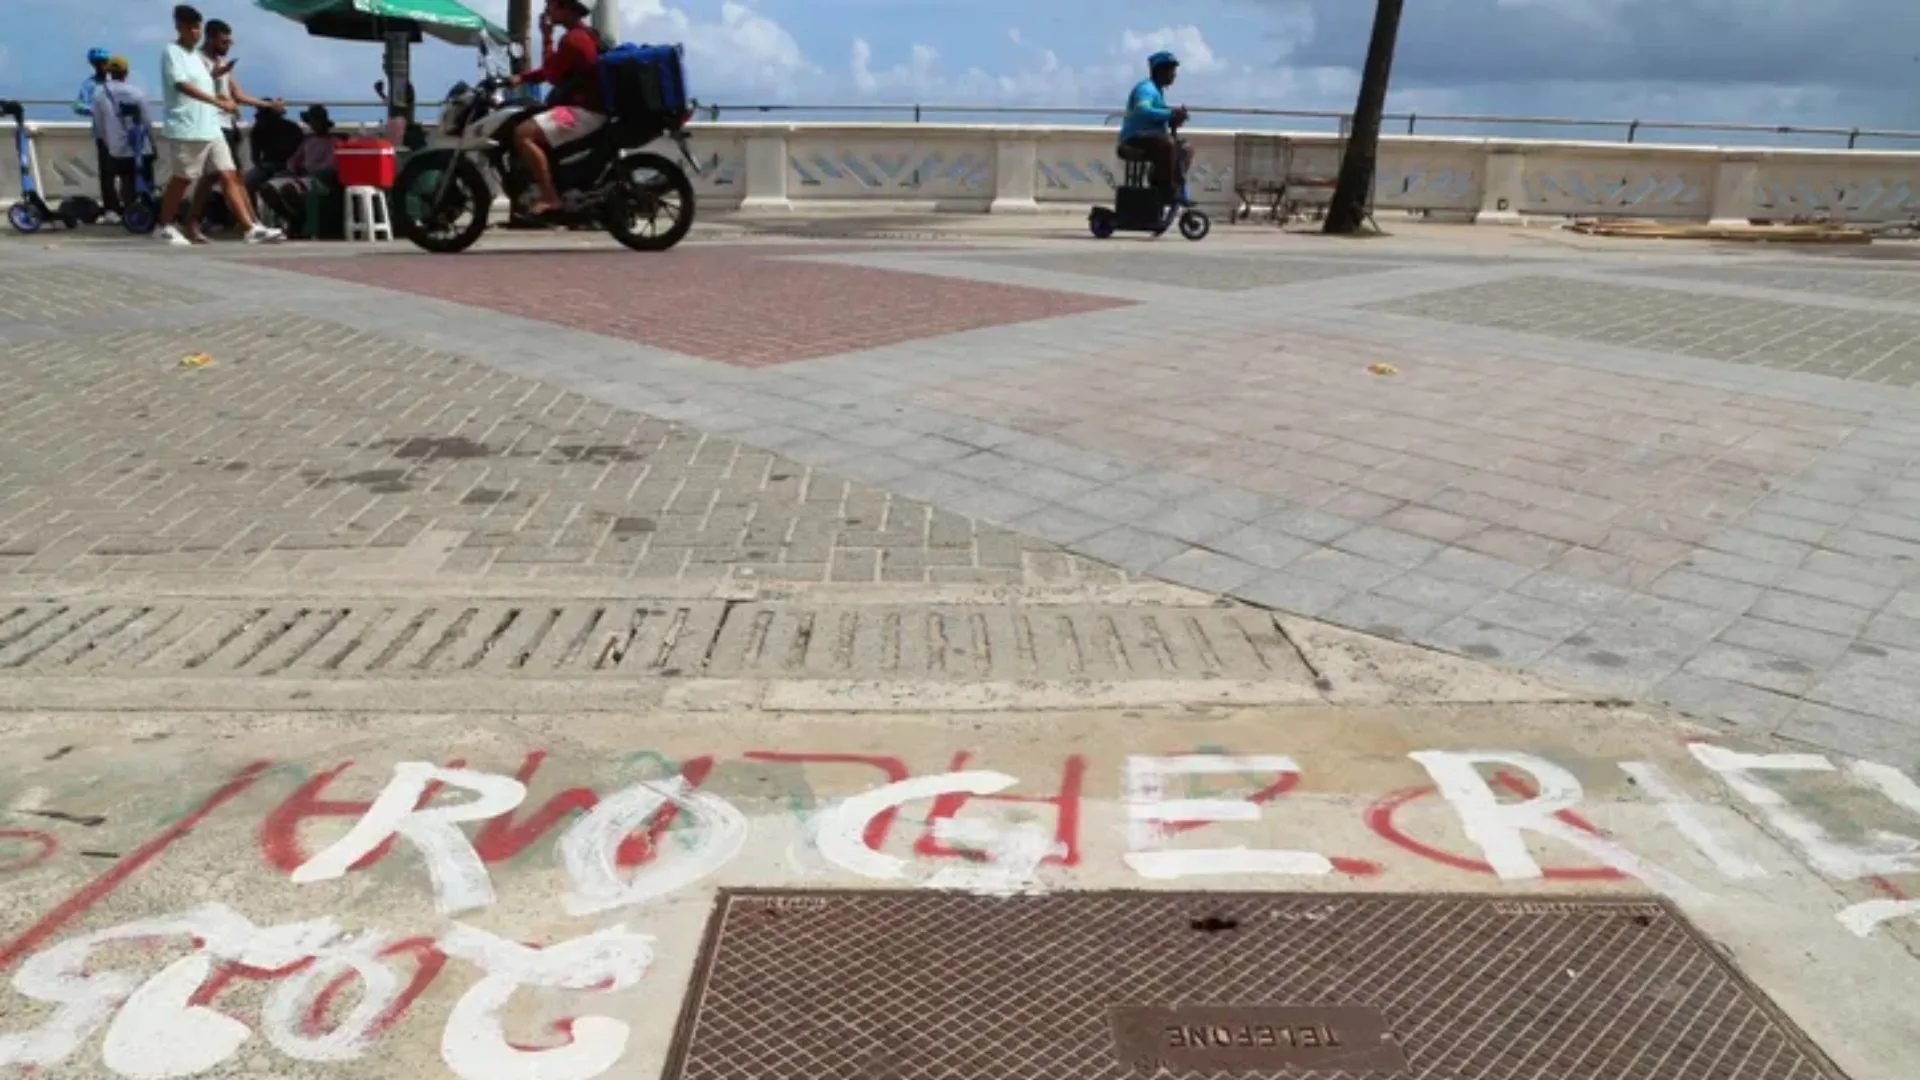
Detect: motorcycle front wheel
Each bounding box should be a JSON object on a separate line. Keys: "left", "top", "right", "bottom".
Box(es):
{"left": 393, "top": 151, "right": 492, "bottom": 254}
{"left": 605, "top": 152, "right": 695, "bottom": 253}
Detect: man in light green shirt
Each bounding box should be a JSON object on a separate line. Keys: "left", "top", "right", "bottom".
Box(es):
{"left": 156, "top": 3, "right": 282, "bottom": 245}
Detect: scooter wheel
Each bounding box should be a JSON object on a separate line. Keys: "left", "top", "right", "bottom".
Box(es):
{"left": 1179, "top": 209, "right": 1212, "bottom": 241}
{"left": 6, "top": 202, "right": 41, "bottom": 235}
{"left": 1088, "top": 208, "right": 1116, "bottom": 239}
{"left": 122, "top": 197, "right": 157, "bottom": 235}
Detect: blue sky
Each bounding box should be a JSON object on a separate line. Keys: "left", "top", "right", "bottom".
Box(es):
{"left": 7, "top": 0, "right": 1920, "bottom": 144}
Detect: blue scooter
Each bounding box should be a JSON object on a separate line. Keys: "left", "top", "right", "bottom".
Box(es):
{"left": 116, "top": 102, "right": 158, "bottom": 235}
{"left": 2, "top": 100, "right": 80, "bottom": 234}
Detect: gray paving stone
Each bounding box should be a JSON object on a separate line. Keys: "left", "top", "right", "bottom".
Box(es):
{"left": 1006, "top": 505, "right": 1114, "bottom": 545}
{"left": 1702, "top": 528, "right": 1814, "bottom": 567}
{"left": 1233, "top": 571, "right": 1351, "bottom": 618}
{"left": 1748, "top": 590, "right": 1875, "bottom": 637}
{"left": 1418, "top": 546, "right": 1535, "bottom": 590}
{"left": 1138, "top": 503, "right": 1249, "bottom": 544}
{"left": 1509, "top": 570, "right": 1633, "bottom": 614}
{"left": 1776, "top": 702, "right": 1920, "bottom": 762}
{"left": 1374, "top": 571, "right": 1499, "bottom": 618}
{"left": 1206, "top": 525, "right": 1318, "bottom": 571}
{"left": 1416, "top": 616, "right": 1558, "bottom": 666}
{"left": 1065, "top": 485, "right": 1169, "bottom": 522}
{"left": 1323, "top": 592, "right": 1452, "bottom": 642}
{"left": 1287, "top": 547, "right": 1402, "bottom": 593}
{"left": 1682, "top": 643, "right": 1820, "bottom": 696}
{"left": 1254, "top": 506, "right": 1360, "bottom": 544}
{"left": 1074, "top": 525, "right": 1190, "bottom": 573}
{"left": 1331, "top": 525, "right": 1443, "bottom": 569}
{"left": 1740, "top": 512, "right": 1835, "bottom": 545}
{"left": 1772, "top": 566, "right": 1894, "bottom": 611}
{"left": 1718, "top": 617, "right": 1855, "bottom": 667}
{"left": 1466, "top": 592, "right": 1595, "bottom": 640}
{"left": 1802, "top": 666, "right": 1920, "bottom": 724}
{"left": 1151, "top": 547, "right": 1268, "bottom": 594}
{"left": 1647, "top": 569, "right": 1766, "bottom": 612}
{"left": 1652, "top": 672, "right": 1801, "bottom": 731}
{"left": 1861, "top": 610, "right": 1920, "bottom": 652}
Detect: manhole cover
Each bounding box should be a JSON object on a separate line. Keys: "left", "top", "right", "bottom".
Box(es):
{"left": 665, "top": 891, "right": 1845, "bottom": 1079}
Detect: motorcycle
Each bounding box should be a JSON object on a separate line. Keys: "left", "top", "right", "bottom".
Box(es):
{"left": 393, "top": 55, "right": 700, "bottom": 254}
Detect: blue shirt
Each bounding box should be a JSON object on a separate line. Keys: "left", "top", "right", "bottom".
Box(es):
{"left": 75, "top": 76, "right": 109, "bottom": 136}
{"left": 1117, "top": 78, "right": 1172, "bottom": 144}
{"left": 161, "top": 42, "right": 220, "bottom": 142}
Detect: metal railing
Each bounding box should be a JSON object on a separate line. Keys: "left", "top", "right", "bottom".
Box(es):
{"left": 10, "top": 96, "right": 1920, "bottom": 148}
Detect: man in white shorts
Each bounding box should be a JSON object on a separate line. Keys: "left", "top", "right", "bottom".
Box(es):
{"left": 155, "top": 3, "right": 282, "bottom": 245}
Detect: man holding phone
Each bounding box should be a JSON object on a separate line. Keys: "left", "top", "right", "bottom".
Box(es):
{"left": 188, "top": 17, "right": 283, "bottom": 230}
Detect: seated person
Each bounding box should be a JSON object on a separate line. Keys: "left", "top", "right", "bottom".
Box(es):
{"left": 245, "top": 102, "right": 304, "bottom": 199}
{"left": 257, "top": 104, "right": 337, "bottom": 236}
{"left": 505, "top": 0, "right": 604, "bottom": 217}
{"left": 1117, "top": 50, "right": 1193, "bottom": 205}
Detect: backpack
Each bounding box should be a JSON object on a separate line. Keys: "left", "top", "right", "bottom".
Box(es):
{"left": 596, "top": 43, "right": 689, "bottom": 122}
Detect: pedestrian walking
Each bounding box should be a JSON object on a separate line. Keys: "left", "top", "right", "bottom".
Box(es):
{"left": 189, "top": 17, "right": 284, "bottom": 231}
{"left": 154, "top": 4, "right": 283, "bottom": 246}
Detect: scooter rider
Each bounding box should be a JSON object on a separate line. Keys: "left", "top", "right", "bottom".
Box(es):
{"left": 1117, "top": 50, "right": 1193, "bottom": 206}
{"left": 505, "top": 0, "right": 605, "bottom": 218}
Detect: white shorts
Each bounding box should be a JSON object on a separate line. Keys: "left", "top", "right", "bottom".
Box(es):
{"left": 164, "top": 136, "right": 235, "bottom": 182}
{"left": 532, "top": 106, "right": 606, "bottom": 148}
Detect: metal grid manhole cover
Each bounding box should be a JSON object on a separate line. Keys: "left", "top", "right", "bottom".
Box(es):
{"left": 665, "top": 891, "right": 1846, "bottom": 1080}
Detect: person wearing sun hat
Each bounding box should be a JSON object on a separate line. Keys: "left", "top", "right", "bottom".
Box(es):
{"left": 77, "top": 47, "right": 123, "bottom": 217}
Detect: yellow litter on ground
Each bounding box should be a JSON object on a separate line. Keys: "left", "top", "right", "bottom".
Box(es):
{"left": 1367, "top": 362, "right": 1398, "bottom": 376}
{"left": 178, "top": 353, "right": 212, "bottom": 368}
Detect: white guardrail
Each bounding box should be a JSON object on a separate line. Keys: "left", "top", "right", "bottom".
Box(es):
{"left": 7, "top": 119, "right": 1920, "bottom": 224}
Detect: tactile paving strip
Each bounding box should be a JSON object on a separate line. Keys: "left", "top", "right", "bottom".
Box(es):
{"left": 665, "top": 891, "right": 1845, "bottom": 1080}
{"left": 0, "top": 600, "right": 1304, "bottom": 681}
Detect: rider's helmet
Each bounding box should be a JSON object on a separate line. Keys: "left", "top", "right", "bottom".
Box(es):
{"left": 1148, "top": 50, "right": 1179, "bottom": 73}
{"left": 87, "top": 47, "right": 111, "bottom": 65}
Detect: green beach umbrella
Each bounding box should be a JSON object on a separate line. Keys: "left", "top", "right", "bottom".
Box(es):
{"left": 256, "top": 0, "right": 508, "bottom": 46}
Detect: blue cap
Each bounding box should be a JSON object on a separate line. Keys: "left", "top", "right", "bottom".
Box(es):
{"left": 88, "top": 47, "right": 111, "bottom": 64}
{"left": 1148, "top": 50, "right": 1179, "bottom": 70}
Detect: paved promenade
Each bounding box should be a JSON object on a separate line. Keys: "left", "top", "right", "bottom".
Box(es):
{"left": 2, "top": 219, "right": 1920, "bottom": 1080}
{"left": 4, "top": 220, "right": 1919, "bottom": 760}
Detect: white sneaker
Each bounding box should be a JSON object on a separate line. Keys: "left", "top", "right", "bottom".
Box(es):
{"left": 100, "top": 211, "right": 121, "bottom": 226}
{"left": 245, "top": 224, "right": 286, "bottom": 244}
{"left": 156, "top": 224, "right": 191, "bottom": 247}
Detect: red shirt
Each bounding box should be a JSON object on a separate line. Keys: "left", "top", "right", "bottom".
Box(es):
{"left": 523, "top": 25, "right": 599, "bottom": 109}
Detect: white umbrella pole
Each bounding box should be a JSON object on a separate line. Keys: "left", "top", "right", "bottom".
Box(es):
{"left": 592, "top": 0, "right": 619, "bottom": 40}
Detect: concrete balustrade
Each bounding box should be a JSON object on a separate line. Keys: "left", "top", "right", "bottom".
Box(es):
{"left": 7, "top": 119, "right": 1920, "bottom": 225}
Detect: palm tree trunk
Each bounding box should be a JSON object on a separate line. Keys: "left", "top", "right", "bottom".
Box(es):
{"left": 1324, "top": 0, "right": 1404, "bottom": 235}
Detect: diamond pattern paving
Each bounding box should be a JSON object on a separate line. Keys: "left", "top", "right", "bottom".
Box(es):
{"left": 260, "top": 249, "right": 1132, "bottom": 366}
{"left": 1637, "top": 262, "right": 1920, "bottom": 304}
{"left": 1375, "top": 277, "right": 1920, "bottom": 385}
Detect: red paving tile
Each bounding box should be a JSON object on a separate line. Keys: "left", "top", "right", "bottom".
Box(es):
{"left": 257, "top": 249, "right": 1131, "bottom": 366}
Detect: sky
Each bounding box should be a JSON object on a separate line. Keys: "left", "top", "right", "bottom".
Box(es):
{"left": 6, "top": 0, "right": 1920, "bottom": 147}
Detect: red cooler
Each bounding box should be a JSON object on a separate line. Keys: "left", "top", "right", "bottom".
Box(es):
{"left": 335, "top": 138, "right": 396, "bottom": 188}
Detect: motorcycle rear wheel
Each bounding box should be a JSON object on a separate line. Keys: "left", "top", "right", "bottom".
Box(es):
{"left": 393, "top": 152, "right": 492, "bottom": 254}
{"left": 605, "top": 152, "right": 696, "bottom": 253}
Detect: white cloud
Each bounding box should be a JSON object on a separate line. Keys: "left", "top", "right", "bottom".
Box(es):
{"left": 1118, "top": 26, "right": 1221, "bottom": 75}
{"left": 623, "top": 0, "right": 815, "bottom": 96}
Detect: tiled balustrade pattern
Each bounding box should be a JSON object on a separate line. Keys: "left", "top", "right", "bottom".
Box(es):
{"left": 10, "top": 120, "right": 1920, "bottom": 224}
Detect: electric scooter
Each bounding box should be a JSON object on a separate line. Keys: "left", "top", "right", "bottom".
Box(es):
{"left": 1, "top": 100, "right": 79, "bottom": 234}
{"left": 117, "top": 102, "right": 158, "bottom": 235}
{"left": 1088, "top": 114, "right": 1210, "bottom": 242}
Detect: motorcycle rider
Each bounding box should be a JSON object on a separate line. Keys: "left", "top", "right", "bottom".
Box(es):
{"left": 506, "top": 0, "right": 604, "bottom": 218}
{"left": 1117, "top": 50, "right": 1193, "bottom": 206}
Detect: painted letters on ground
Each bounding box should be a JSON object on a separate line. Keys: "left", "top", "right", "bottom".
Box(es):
{"left": 1, "top": 742, "right": 1916, "bottom": 1079}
